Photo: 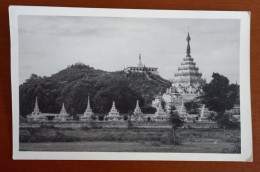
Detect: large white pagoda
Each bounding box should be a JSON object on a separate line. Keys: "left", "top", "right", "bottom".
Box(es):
{"left": 162, "top": 32, "right": 204, "bottom": 106}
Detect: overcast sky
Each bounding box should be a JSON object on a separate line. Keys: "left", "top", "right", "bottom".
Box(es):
{"left": 18, "top": 16, "right": 240, "bottom": 84}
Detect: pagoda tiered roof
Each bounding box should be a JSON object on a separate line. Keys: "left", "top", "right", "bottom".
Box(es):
{"left": 172, "top": 32, "right": 203, "bottom": 87}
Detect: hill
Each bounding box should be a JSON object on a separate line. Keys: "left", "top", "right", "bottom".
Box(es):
{"left": 19, "top": 63, "right": 171, "bottom": 117}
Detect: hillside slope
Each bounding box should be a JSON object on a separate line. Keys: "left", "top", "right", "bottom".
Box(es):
{"left": 19, "top": 63, "right": 171, "bottom": 116}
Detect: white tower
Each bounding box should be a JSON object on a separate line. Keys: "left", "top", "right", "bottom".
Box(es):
{"left": 32, "top": 97, "right": 41, "bottom": 115}
{"left": 108, "top": 101, "right": 120, "bottom": 117}
{"left": 83, "top": 96, "right": 94, "bottom": 117}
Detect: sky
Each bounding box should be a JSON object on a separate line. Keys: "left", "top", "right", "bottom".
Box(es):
{"left": 18, "top": 15, "right": 240, "bottom": 84}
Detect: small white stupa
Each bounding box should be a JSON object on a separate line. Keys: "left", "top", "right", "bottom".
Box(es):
{"left": 32, "top": 97, "right": 41, "bottom": 115}
{"left": 131, "top": 100, "right": 143, "bottom": 121}
{"left": 155, "top": 102, "right": 166, "bottom": 116}
{"left": 84, "top": 96, "right": 94, "bottom": 117}
{"left": 27, "top": 96, "right": 45, "bottom": 121}
{"left": 58, "top": 103, "right": 69, "bottom": 121}
{"left": 106, "top": 101, "right": 122, "bottom": 121}
{"left": 80, "top": 96, "right": 94, "bottom": 121}
{"left": 108, "top": 101, "right": 120, "bottom": 117}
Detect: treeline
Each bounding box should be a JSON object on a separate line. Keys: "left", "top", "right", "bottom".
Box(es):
{"left": 19, "top": 63, "right": 171, "bottom": 117}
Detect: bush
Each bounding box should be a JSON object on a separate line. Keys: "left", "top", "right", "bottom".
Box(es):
{"left": 231, "top": 137, "right": 241, "bottom": 153}
{"left": 19, "top": 130, "right": 31, "bottom": 142}
{"left": 53, "top": 131, "right": 80, "bottom": 142}
{"left": 184, "top": 101, "right": 200, "bottom": 114}
{"left": 150, "top": 141, "right": 161, "bottom": 147}
{"left": 81, "top": 126, "right": 90, "bottom": 131}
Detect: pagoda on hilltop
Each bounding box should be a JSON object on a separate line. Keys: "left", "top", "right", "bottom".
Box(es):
{"left": 131, "top": 100, "right": 144, "bottom": 121}
{"left": 80, "top": 96, "right": 94, "bottom": 121}
{"left": 123, "top": 54, "right": 159, "bottom": 75}
{"left": 106, "top": 101, "right": 122, "bottom": 121}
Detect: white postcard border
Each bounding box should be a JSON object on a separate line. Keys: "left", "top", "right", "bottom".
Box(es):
{"left": 9, "top": 6, "right": 252, "bottom": 161}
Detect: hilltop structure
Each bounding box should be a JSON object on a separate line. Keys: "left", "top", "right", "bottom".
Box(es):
{"left": 124, "top": 54, "right": 159, "bottom": 75}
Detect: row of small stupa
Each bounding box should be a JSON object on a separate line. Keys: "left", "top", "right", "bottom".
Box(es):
{"left": 28, "top": 96, "right": 169, "bottom": 122}
{"left": 81, "top": 97, "right": 146, "bottom": 121}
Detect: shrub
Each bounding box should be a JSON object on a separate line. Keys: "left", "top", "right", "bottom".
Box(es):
{"left": 52, "top": 131, "right": 80, "bottom": 142}
{"left": 81, "top": 126, "right": 90, "bottom": 131}
{"left": 151, "top": 141, "right": 161, "bottom": 147}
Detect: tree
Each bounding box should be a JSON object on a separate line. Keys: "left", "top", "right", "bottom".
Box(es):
{"left": 141, "top": 106, "right": 156, "bottom": 114}
{"left": 200, "top": 73, "right": 238, "bottom": 116}
{"left": 127, "top": 110, "right": 134, "bottom": 128}
{"left": 184, "top": 101, "right": 200, "bottom": 114}
{"left": 169, "top": 106, "right": 184, "bottom": 142}
{"left": 200, "top": 73, "right": 239, "bottom": 141}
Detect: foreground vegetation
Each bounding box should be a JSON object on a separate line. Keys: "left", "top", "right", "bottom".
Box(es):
{"left": 20, "top": 128, "right": 240, "bottom": 153}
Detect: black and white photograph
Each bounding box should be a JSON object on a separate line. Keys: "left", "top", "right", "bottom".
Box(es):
{"left": 9, "top": 6, "right": 252, "bottom": 161}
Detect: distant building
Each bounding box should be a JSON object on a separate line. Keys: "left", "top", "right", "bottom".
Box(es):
{"left": 124, "top": 54, "right": 159, "bottom": 75}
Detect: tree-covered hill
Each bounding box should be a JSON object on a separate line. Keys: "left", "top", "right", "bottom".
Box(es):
{"left": 19, "top": 63, "right": 171, "bottom": 117}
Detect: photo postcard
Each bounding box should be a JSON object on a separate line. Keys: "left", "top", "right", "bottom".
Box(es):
{"left": 9, "top": 6, "right": 252, "bottom": 161}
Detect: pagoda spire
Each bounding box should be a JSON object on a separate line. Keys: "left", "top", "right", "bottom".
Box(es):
{"left": 87, "top": 95, "right": 91, "bottom": 109}
{"left": 32, "top": 96, "right": 40, "bottom": 114}
{"left": 132, "top": 100, "right": 143, "bottom": 121}
{"left": 34, "top": 97, "right": 39, "bottom": 111}
{"left": 134, "top": 100, "right": 142, "bottom": 114}
{"left": 108, "top": 101, "right": 120, "bottom": 117}
{"left": 186, "top": 32, "right": 191, "bottom": 57}
{"left": 138, "top": 53, "right": 143, "bottom": 67}
{"left": 82, "top": 95, "right": 94, "bottom": 118}
{"left": 136, "top": 100, "right": 140, "bottom": 108}
{"left": 111, "top": 101, "right": 116, "bottom": 110}
{"left": 60, "top": 103, "right": 68, "bottom": 115}
{"left": 58, "top": 103, "right": 69, "bottom": 121}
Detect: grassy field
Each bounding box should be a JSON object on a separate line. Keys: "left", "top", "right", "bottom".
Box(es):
{"left": 19, "top": 128, "right": 241, "bottom": 153}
